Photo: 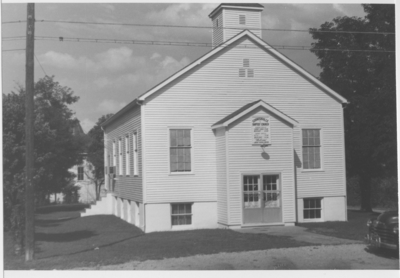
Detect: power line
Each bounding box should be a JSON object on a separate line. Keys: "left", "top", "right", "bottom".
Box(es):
{"left": 2, "top": 48, "right": 26, "bottom": 52}
{"left": 2, "top": 36, "right": 26, "bottom": 41}
{"left": 37, "top": 36, "right": 397, "bottom": 53}
{"left": 34, "top": 54, "right": 47, "bottom": 76}
{"left": 2, "top": 36, "right": 394, "bottom": 53}
{"left": 2, "top": 20, "right": 26, "bottom": 24}
{"left": 3, "top": 19, "right": 395, "bottom": 35}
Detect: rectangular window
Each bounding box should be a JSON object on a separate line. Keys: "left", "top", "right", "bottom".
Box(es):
{"left": 125, "top": 135, "right": 130, "bottom": 175}
{"left": 303, "top": 198, "right": 322, "bottom": 219}
{"left": 133, "top": 131, "right": 138, "bottom": 176}
{"left": 302, "top": 129, "right": 321, "bottom": 169}
{"left": 170, "top": 129, "right": 191, "bottom": 172}
{"left": 171, "top": 203, "right": 192, "bottom": 225}
{"left": 77, "top": 166, "right": 84, "bottom": 181}
{"left": 118, "top": 138, "right": 123, "bottom": 175}
{"left": 239, "top": 14, "right": 246, "bottom": 25}
{"left": 112, "top": 141, "right": 117, "bottom": 167}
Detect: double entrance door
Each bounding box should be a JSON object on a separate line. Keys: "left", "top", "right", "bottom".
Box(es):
{"left": 243, "top": 174, "right": 282, "bottom": 224}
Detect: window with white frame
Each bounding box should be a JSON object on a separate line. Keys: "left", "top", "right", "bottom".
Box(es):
{"left": 125, "top": 135, "right": 130, "bottom": 175}
{"left": 133, "top": 131, "right": 138, "bottom": 176}
{"left": 303, "top": 198, "right": 322, "bottom": 219}
{"left": 171, "top": 203, "right": 192, "bottom": 225}
{"left": 77, "top": 166, "right": 84, "bottom": 181}
{"left": 118, "top": 138, "right": 123, "bottom": 175}
{"left": 112, "top": 141, "right": 117, "bottom": 174}
{"left": 302, "top": 129, "right": 321, "bottom": 169}
{"left": 170, "top": 129, "right": 191, "bottom": 172}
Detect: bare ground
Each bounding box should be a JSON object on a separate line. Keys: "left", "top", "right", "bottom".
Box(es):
{"left": 75, "top": 243, "right": 399, "bottom": 270}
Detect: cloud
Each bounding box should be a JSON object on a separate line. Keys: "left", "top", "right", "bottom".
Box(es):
{"left": 40, "top": 47, "right": 145, "bottom": 72}
{"left": 153, "top": 55, "right": 191, "bottom": 84}
{"left": 80, "top": 118, "right": 95, "bottom": 133}
{"left": 97, "top": 99, "right": 127, "bottom": 113}
{"left": 151, "top": 52, "right": 162, "bottom": 60}
{"left": 95, "top": 47, "right": 146, "bottom": 71}
{"left": 40, "top": 51, "right": 96, "bottom": 70}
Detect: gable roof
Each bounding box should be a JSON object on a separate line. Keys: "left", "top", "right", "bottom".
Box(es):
{"left": 103, "top": 29, "right": 348, "bottom": 128}
{"left": 212, "top": 99, "right": 298, "bottom": 129}
{"left": 138, "top": 30, "right": 348, "bottom": 104}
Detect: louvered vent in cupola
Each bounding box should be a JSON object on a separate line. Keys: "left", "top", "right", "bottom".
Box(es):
{"left": 243, "top": 58, "right": 250, "bottom": 67}
{"left": 239, "top": 68, "right": 246, "bottom": 77}
{"left": 239, "top": 14, "right": 246, "bottom": 25}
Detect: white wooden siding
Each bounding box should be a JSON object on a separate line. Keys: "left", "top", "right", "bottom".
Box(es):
{"left": 212, "top": 11, "right": 224, "bottom": 48}
{"left": 227, "top": 109, "right": 296, "bottom": 224}
{"left": 215, "top": 127, "right": 228, "bottom": 224}
{"left": 143, "top": 36, "right": 345, "bottom": 206}
{"left": 223, "top": 9, "right": 262, "bottom": 40}
{"left": 104, "top": 106, "right": 143, "bottom": 202}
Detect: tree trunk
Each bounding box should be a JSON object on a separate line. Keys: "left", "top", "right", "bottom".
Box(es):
{"left": 360, "top": 174, "right": 373, "bottom": 212}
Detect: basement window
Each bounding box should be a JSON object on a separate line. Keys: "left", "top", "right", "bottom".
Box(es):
{"left": 239, "top": 15, "right": 246, "bottom": 25}
{"left": 303, "top": 198, "right": 322, "bottom": 219}
{"left": 171, "top": 203, "right": 192, "bottom": 225}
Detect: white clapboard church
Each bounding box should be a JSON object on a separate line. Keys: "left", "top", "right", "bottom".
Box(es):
{"left": 81, "top": 3, "right": 348, "bottom": 233}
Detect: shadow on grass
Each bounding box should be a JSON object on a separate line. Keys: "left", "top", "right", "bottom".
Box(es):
{"left": 36, "top": 204, "right": 90, "bottom": 214}
{"left": 36, "top": 217, "right": 80, "bottom": 228}
{"left": 35, "top": 230, "right": 97, "bottom": 242}
{"left": 39, "top": 233, "right": 145, "bottom": 259}
{"left": 365, "top": 246, "right": 399, "bottom": 260}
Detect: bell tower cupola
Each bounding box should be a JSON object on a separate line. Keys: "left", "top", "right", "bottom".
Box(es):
{"left": 208, "top": 3, "right": 264, "bottom": 48}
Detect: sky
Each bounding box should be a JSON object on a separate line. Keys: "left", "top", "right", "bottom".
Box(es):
{"left": 1, "top": 2, "right": 368, "bottom": 132}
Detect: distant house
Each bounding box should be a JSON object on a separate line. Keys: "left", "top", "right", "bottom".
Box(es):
{"left": 51, "top": 122, "right": 97, "bottom": 204}
{"left": 82, "top": 3, "right": 348, "bottom": 233}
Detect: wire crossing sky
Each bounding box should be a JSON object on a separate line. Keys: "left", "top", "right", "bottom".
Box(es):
{"left": 3, "top": 19, "right": 396, "bottom": 35}
{"left": 2, "top": 3, "right": 372, "bottom": 133}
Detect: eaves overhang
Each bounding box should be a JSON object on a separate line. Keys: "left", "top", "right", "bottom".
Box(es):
{"left": 211, "top": 99, "right": 298, "bottom": 129}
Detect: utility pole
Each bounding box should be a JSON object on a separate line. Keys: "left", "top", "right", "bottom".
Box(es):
{"left": 25, "top": 3, "right": 35, "bottom": 262}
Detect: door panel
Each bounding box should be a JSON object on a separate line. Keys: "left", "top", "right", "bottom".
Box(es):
{"left": 243, "top": 174, "right": 282, "bottom": 224}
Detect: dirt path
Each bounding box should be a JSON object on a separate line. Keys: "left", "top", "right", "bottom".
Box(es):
{"left": 75, "top": 244, "right": 399, "bottom": 270}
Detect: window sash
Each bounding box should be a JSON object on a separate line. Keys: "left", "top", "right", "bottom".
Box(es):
{"left": 133, "top": 132, "right": 138, "bottom": 176}
{"left": 170, "top": 129, "right": 191, "bottom": 172}
{"left": 171, "top": 204, "right": 192, "bottom": 225}
{"left": 112, "top": 141, "right": 117, "bottom": 167}
{"left": 125, "top": 135, "right": 130, "bottom": 175}
{"left": 303, "top": 199, "right": 322, "bottom": 219}
{"left": 118, "top": 138, "right": 123, "bottom": 175}
{"left": 302, "top": 129, "right": 321, "bottom": 169}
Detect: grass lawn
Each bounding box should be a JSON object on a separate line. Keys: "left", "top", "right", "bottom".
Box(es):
{"left": 298, "top": 210, "right": 381, "bottom": 241}
{"left": 5, "top": 204, "right": 313, "bottom": 270}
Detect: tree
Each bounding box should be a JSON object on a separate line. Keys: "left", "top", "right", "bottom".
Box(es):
{"left": 86, "top": 114, "right": 114, "bottom": 201}
{"left": 3, "top": 76, "right": 84, "bottom": 254}
{"left": 309, "top": 4, "right": 396, "bottom": 211}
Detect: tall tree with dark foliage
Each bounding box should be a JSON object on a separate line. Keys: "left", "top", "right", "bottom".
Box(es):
{"left": 3, "top": 76, "right": 84, "bottom": 254}
{"left": 86, "top": 114, "right": 114, "bottom": 200}
{"left": 309, "top": 4, "right": 396, "bottom": 211}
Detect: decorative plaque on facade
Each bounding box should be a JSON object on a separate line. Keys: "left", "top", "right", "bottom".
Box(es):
{"left": 252, "top": 116, "right": 271, "bottom": 145}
